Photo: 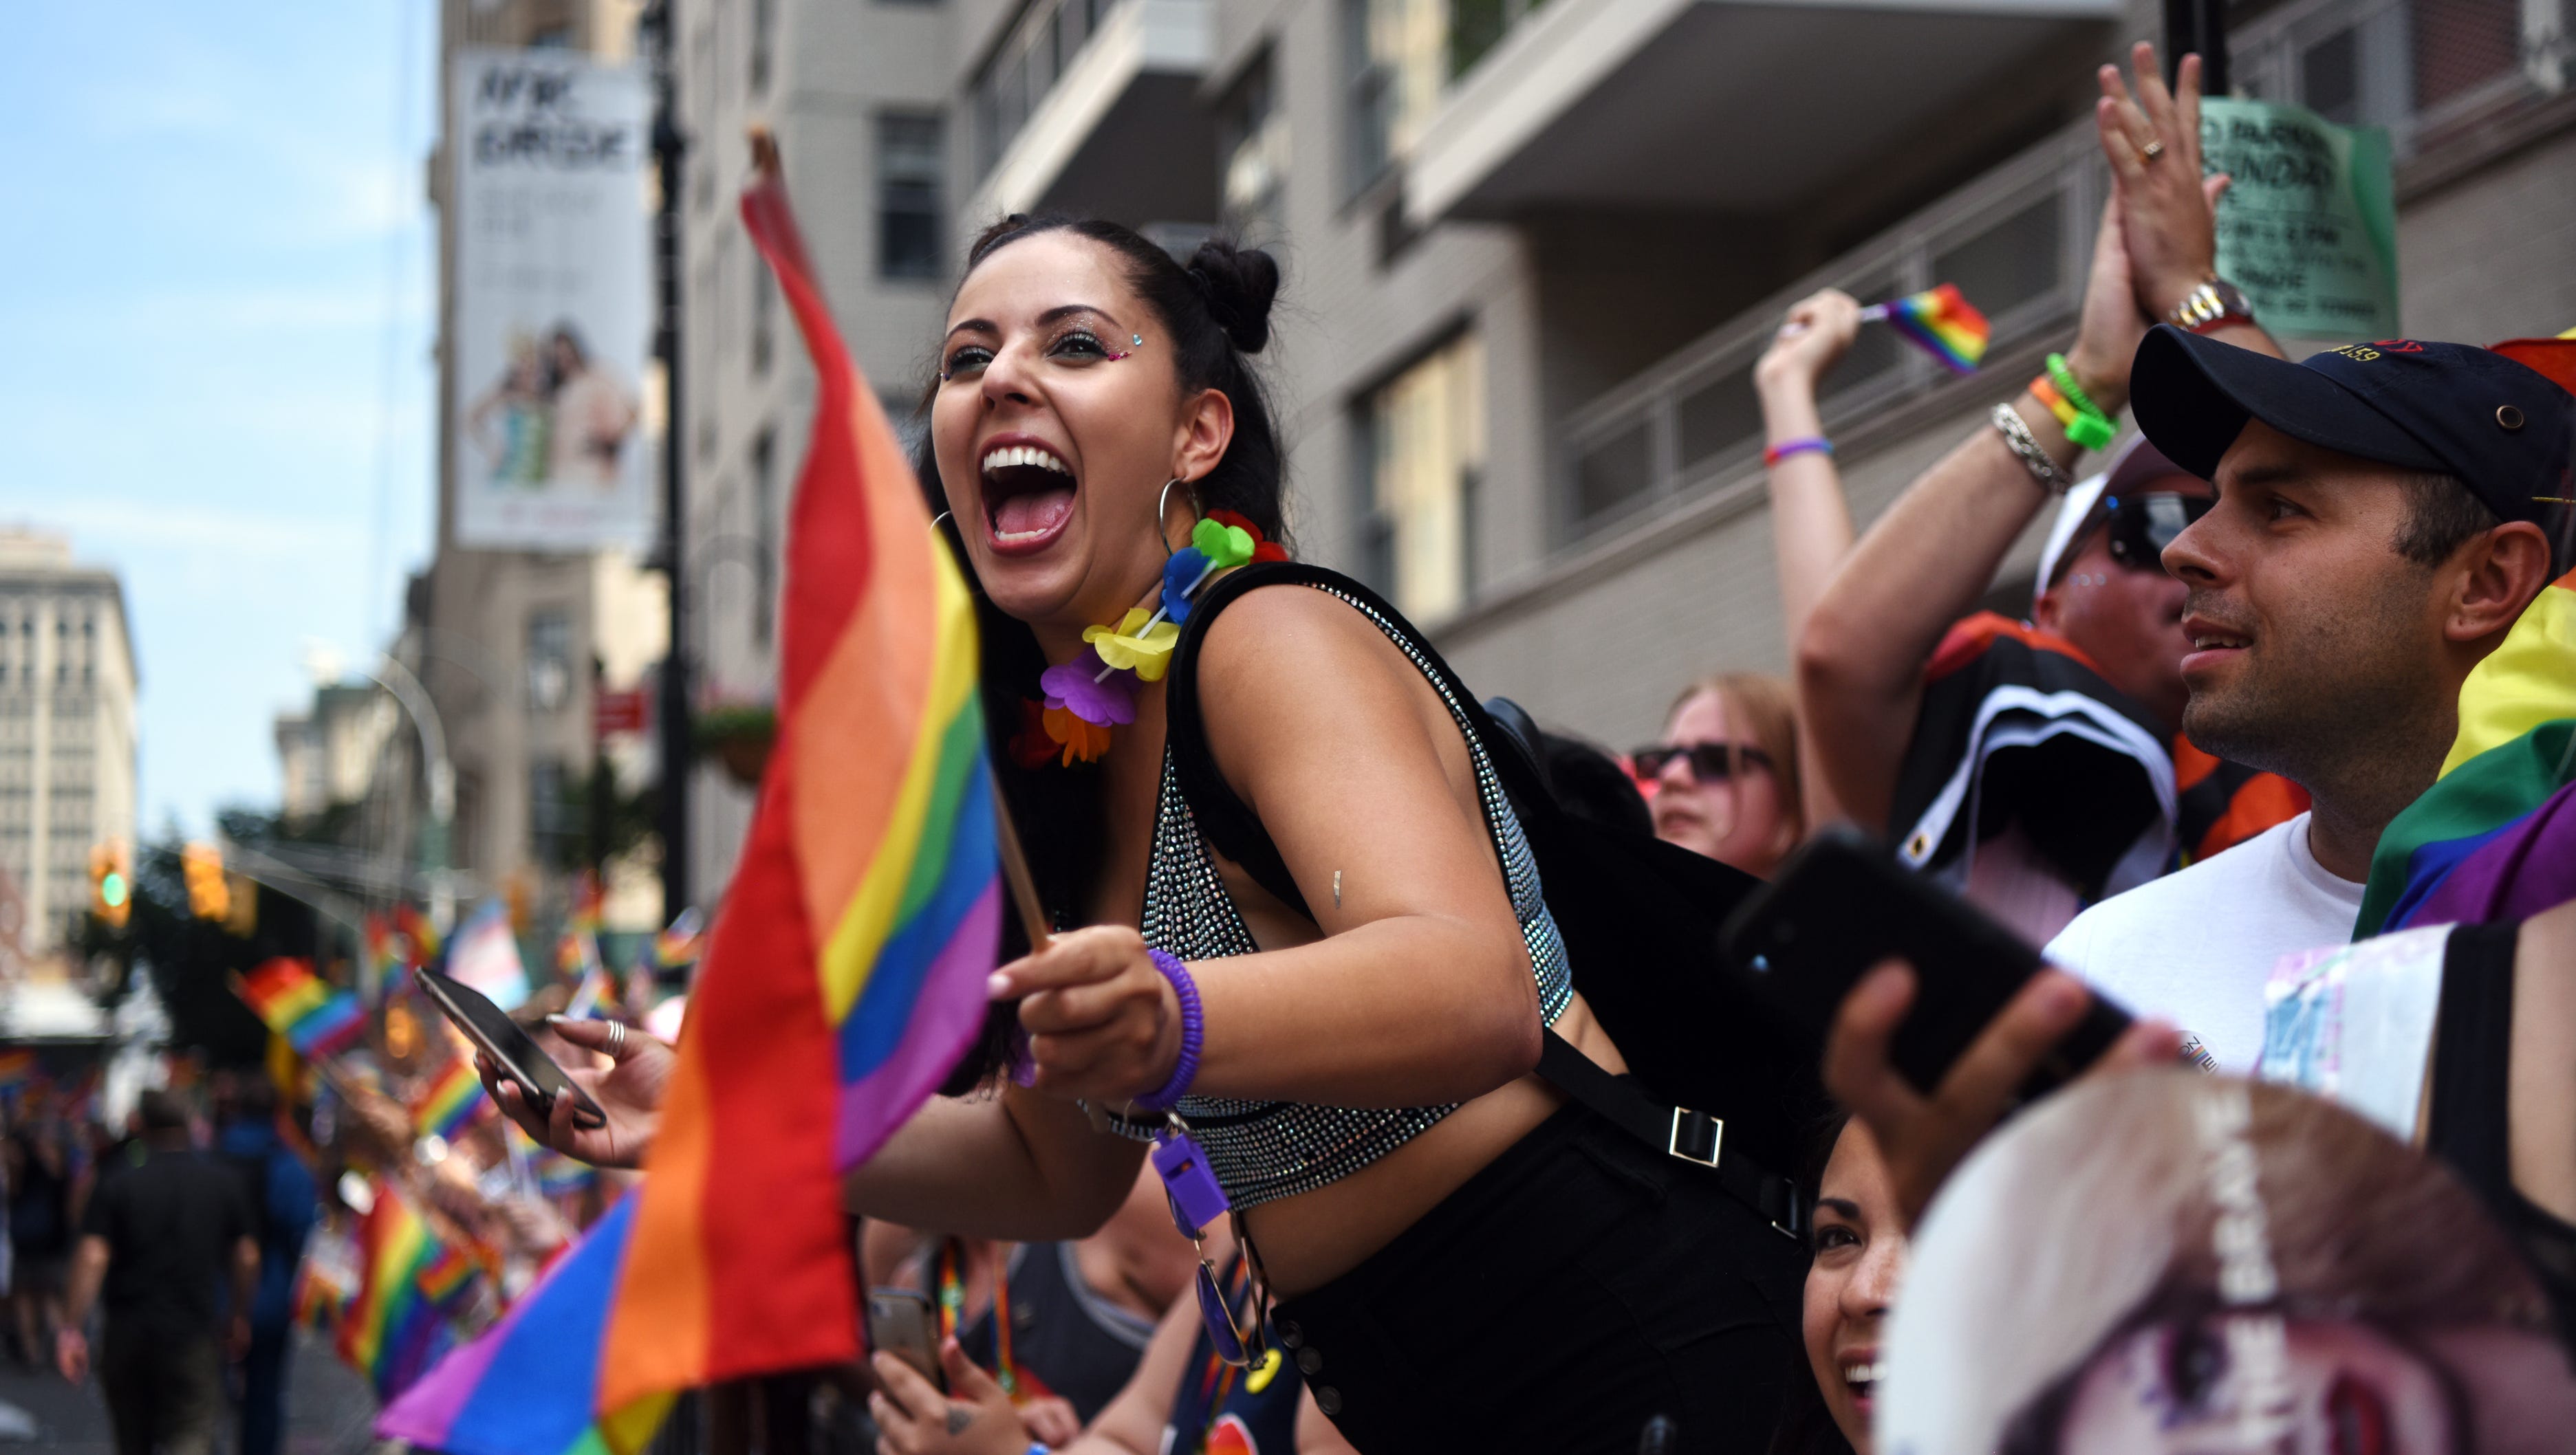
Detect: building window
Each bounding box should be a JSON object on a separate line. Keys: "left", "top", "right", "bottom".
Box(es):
{"left": 530, "top": 757, "right": 576, "bottom": 865}
{"left": 1218, "top": 54, "right": 1286, "bottom": 244}
{"left": 751, "top": 255, "right": 777, "bottom": 375}
{"left": 526, "top": 610, "right": 574, "bottom": 714}
{"left": 1357, "top": 333, "right": 1484, "bottom": 624}
{"left": 750, "top": 0, "right": 777, "bottom": 95}
{"left": 753, "top": 429, "right": 780, "bottom": 646}
{"left": 878, "top": 114, "right": 946, "bottom": 281}
{"left": 1345, "top": 0, "right": 1447, "bottom": 188}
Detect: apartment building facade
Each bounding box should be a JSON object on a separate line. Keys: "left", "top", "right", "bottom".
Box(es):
{"left": 0, "top": 532, "right": 138, "bottom": 955}
{"left": 421, "top": 0, "right": 672, "bottom": 926}
{"left": 675, "top": 0, "right": 2576, "bottom": 895}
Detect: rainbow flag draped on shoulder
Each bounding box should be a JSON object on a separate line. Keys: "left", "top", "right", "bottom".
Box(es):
{"left": 238, "top": 958, "right": 367, "bottom": 1060}
{"left": 380, "top": 147, "right": 1004, "bottom": 1455}
{"left": 2358, "top": 567, "right": 2576, "bottom": 936}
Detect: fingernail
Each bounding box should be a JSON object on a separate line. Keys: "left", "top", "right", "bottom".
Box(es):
{"left": 986, "top": 972, "right": 1012, "bottom": 998}
{"left": 545, "top": 1014, "right": 572, "bottom": 1025}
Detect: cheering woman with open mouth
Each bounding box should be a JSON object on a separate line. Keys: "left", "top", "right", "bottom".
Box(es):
{"left": 501, "top": 213, "right": 1808, "bottom": 1454}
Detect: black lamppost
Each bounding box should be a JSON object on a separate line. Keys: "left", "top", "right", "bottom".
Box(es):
{"left": 643, "top": 0, "right": 692, "bottom": 921}
{"left": 2163, "top": 0, "right": 2229, "bottom": 94}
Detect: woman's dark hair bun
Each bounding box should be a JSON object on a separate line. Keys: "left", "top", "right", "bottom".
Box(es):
{"left": 1186, "top": 239, "right": 1280, "bottom": 354}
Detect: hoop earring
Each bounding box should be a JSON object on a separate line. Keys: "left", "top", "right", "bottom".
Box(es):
{"left": 1156, "top": 479, "right": 1193, "bottom": 557}
{"left": 930, "top": 511, "right": 953, "bottom": 534}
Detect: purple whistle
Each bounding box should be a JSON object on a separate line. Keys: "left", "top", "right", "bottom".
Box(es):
{"left": 1153, "top": 1128, "right": 1231, "bottom": 1235}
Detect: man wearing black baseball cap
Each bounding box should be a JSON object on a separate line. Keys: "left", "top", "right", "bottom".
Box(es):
{"left": 2044, "top": 325, "right": 2575, "bottom": 1069}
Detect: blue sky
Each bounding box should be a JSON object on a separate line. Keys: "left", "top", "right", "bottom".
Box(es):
{"left": 0, "top": 3, "right": 437, "bottom": 837}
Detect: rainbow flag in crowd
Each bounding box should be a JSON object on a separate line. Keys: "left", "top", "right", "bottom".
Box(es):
{"left": 238, "top": 959, "right": 367, "bottom": 1060}
{"left": 1863, "top": 284, "right": 1991, "bottom": 373}
{"left": 411, "top": 1058, "right": 489, "bottom": 1142}
{"left": 653, "top": 907, "right": 704, "bottom": 971}
{"left": 380, "top": 151, "right": 1005, "bottom": 1455}
{"left": 2358, "top": 567, "right": 2576, "bottom": 936}
{"left": 340, "top": 1188, "right": 481, "bottom": 1400}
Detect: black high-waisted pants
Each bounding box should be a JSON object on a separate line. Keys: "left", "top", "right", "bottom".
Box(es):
{"left": 1269, "top": 1097, "right": 1808, "bottom": 1454}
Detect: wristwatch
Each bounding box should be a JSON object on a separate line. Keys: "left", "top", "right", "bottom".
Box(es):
{"left": 2169, "top": 278, "right": 2255, "bottom": 334}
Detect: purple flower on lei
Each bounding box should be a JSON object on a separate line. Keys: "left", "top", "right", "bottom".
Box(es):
{"left": 1039, "top": 646, "right": 1138, "bottom": 725}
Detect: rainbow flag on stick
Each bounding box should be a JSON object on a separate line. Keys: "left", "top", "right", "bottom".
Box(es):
{"left": 340, "top": 1187, "right": 481, "bottom": 1400}
{"left": 238, "top": 959, "right": 367, "bottom": 1060}
{"left": 380, "top": 139, "right": 1005, "bottom": 1455}
{"left": 2358, "top": 567, "right": 2576, "bottom": 937}
{"left": 411, "top": 1058, "right": 490, "bottom": 1143}
{"left": 1862, "top": 284, "right": 1991, "bottom": 373}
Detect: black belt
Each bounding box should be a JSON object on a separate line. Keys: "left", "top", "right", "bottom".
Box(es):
{"left": 1537, "top": 1031, "right": 1808, "bottom": 1243}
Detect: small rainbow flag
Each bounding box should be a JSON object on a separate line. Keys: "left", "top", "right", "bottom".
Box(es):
{"left": 397, "top": 903, "right": 443, "bottom": 966}
{"left": 2358, "top": 567, "right": 2576, "bottom": 936}
{"left": 411, "top": 1059, "right": 489, "bottom": 1143}
{"left": 381, "top": 148, "right": 1003, "bottom": 1455}
{"left": 339, "top": 1187, "right": 480, "bottom": 1401}
{"left": 1863, "top": 284, "right": 1991, "bottom": 373}
{"left": 653, "top": 906, "right": 704, "bottom": 970}
{"left": 238, "top": 959, "right": 367, "bottom": 1060}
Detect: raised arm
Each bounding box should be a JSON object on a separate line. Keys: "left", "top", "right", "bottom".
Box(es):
{"left": 1757, "top": 290, "right": 1865, "bottom": 831}
{"left": 1796, "top": 193, "right": 2147, "bottom": 829}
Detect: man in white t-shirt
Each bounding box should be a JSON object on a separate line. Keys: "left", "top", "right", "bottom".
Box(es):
{"left": 2043, "top": 326, "right": 2573, "bottom": 1070}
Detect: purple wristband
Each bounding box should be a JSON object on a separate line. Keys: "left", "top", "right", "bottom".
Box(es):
{"left": 1133, "top": 948, "right": 1202, "bottom": 1112}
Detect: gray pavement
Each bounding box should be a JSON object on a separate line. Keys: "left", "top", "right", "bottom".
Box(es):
{"left": 0, "top": 1332, "right": 380, "bottom": 1455}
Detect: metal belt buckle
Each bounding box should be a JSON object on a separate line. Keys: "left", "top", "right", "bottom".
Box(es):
{"left": 1667, "top": 1106, "right": 1723, "bottom": 1168}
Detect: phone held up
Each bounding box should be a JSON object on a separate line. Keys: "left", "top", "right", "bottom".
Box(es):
{"left": 866, "top": 1289, "right": 946, "bottom": 1392}
{"left": 1717, "top": 827, "right": 2135, "bottom": 1102}
{"left": 410, "top": 965, "right": 611, "bottom": 1131}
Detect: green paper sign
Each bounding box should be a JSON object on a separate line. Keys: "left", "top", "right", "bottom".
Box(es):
{"left": 2199, "top": 98, "right": 2401, "bottom": 340}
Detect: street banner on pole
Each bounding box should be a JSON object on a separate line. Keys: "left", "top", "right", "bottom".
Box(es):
{"left": 449, "top": 48, "right": 654, "bottom": 551}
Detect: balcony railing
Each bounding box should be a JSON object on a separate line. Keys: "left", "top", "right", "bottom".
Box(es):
{"left": 975, "top": 0, "right": 1127, "bottom": 179}
{"left": 1558, "top": 121, "right": 2103, "bottom": 542}
{"left": 1553, "top": 0, "right": 2573, "bottom": 548}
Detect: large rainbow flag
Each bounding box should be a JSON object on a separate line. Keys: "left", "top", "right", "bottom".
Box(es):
{"left": 2357, "top": 567, "right": 2576, "bottom": 937}
{"left": 238, "top": 958, "right": 367, "bottom": 1060}
{"left": 340, "top": 1187, "right": 482, "bottom": 1400}
{"left": 380, "top": 149, "right": 1004, "bottom": 1455}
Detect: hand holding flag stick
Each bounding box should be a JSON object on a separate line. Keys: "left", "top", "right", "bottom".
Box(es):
{"left": 1775, "top": 283, "right": 1991, "bottom": 373}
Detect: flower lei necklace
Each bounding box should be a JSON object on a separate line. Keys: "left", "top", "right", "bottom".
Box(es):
{"left": 1011, "top": 508, "right": 1288, "bottom": 767}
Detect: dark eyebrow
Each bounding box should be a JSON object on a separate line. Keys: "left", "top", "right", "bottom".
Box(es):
{"left": 2225, "top": 463, "right": 2304, "bottom": 491}
{"left": 1815, "top": 1197, "right": 1861, "bottom": 1220}
{"left": 946, "top": 303, "right": 1121, "bottom": 343}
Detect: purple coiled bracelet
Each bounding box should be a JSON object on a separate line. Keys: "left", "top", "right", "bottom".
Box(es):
{"left": 1132, "top": 947, "right": 1204, "bottom": 1112}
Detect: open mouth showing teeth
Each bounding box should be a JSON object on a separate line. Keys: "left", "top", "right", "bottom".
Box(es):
{"left": 2190, "top": 634, "right": 2251, "bottom": 650}
{"left": 1842, "top": 1361, "right": 1882, "bottom": 1395}
{"left": 980, "top": 444, "right": 1076, "bottom": 546}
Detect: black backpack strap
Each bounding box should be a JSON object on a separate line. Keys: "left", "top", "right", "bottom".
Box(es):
{"left": 1162, "top": 562, "right": 1326, "bottom": 921}
{"left": 1538, "top": 1031, "right": 1807, "bottom": 1241}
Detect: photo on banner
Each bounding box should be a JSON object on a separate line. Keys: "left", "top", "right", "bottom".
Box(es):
{"left": 448, "top": 48, "right": 654, "bottom": 552}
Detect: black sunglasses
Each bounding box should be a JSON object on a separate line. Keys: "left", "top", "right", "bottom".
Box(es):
{"left": 2093, "top": 492, "right": 2212, "bottom": 572}
{"left": 1630, "top": 742, "right": 1776, "bottom": 783}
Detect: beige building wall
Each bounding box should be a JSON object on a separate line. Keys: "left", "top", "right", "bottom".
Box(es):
{"left": 676, "top": 0, "right": 958, "bottom": 901}
{"left": 0, "top": 532, "right": 138, "bottom": 955}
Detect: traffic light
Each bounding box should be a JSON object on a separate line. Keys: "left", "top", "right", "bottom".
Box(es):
{"left": 89, "top": 839, "right": 131, "bottom": 930}
{"left": 183, "top": 841, "right": 229, "bottom": 921}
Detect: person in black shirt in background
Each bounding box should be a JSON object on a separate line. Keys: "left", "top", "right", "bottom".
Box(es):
{"left": 57, "top": 1088, "right": 257, "bottom": 1455}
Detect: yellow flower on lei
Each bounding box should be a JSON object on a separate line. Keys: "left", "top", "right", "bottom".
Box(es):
{"left": 1083, "top": 608, "right": 1180, "bottom": 681}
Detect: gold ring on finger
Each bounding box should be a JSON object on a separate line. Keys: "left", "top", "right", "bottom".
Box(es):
{"left": 2141, "top": 137, "right": 2166, "bottom": 162}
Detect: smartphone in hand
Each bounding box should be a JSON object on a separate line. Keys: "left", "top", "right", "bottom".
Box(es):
{"left": 411, "top": 966, "right": 609, "bottom": 1130}
{"left": 1717, "top": 827, "right": 2134, "bottom": 1100}
{"left": 866, "top": 1289, "right": 946, "bottom": 1392}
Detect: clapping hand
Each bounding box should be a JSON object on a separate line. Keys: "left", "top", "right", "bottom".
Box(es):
{"left": 2096, "top": 42, "right": 2234, "bottom": 322}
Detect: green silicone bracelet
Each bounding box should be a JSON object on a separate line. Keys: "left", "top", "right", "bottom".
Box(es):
{"left": 2044, "top": 353, "right": 2108, "bottom": 423}
{"left": 2064, "top": 411, "right": 2116, "bottom": 451}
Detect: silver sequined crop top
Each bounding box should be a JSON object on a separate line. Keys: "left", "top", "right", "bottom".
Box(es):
{"left": 1098, "top": 581, "right": 1574, "bottom": 1208}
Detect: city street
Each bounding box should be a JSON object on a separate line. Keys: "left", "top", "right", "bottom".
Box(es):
{"left": 0, "top": 1335, "right": 376, "bottom": 1455}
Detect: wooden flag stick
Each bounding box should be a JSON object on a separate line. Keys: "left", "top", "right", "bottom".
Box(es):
{"left": 987, "top": 767, "right": 1053, "bottom": 952}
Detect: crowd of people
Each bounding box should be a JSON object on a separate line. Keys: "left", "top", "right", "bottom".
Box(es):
{"left": 22, "top": 38, "right": 2575, "bottom": 1455}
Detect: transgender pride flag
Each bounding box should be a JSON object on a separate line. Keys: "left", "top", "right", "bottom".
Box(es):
{"left": 380, "top": 145, "right": 1004, "bottom": 1455}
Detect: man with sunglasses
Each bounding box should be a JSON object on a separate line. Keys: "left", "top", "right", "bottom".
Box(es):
{"left": 2038, "top": 327, "right": 2575, "bottom": 1072}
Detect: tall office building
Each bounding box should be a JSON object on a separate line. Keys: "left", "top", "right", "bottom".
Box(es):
{"left": 420, "top": 0, "right": 670, "bottom": 929}
{"left": 0, "top": 532, "right": 138, "bottom": 960}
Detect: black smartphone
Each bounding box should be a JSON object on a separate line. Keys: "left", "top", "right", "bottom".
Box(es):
{"left": 411, "top": 965, "right": 609, "bottom": 1130}
{"left": 1717, "top": 827, "right": 2133, "bottom": 1099}
{"left": 865, "top": 1289, "right": 945, "bottom": 1392}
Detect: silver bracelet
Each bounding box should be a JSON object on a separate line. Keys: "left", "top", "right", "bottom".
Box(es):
{"left": 1989, "top": 402, "right": 2072, "bottom": 495}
